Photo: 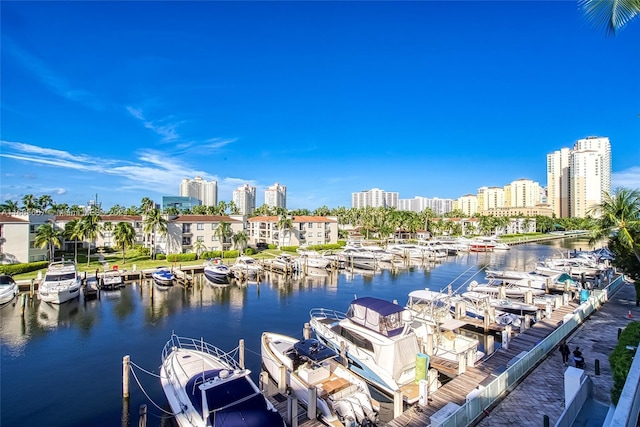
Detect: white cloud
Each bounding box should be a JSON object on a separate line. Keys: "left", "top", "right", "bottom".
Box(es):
{"left": 125, "top": 105, "right": 181, "bottom": 142}
{"left": 612, "top": 167, "right": 640, "bottom": 190}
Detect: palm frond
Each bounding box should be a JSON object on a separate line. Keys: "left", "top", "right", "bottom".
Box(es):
{"left": 579, "top": 0, "right": 640, "bottom": 35}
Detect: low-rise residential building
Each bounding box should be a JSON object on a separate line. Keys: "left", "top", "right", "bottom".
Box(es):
{"left": 247, "top": 216, "right": 338, "bottom": 247}
{"left": 165, "top": 215, "right": 245, "bottom": 254}
{"left": 0, "top": 214, "right": 54, "bottom": 263}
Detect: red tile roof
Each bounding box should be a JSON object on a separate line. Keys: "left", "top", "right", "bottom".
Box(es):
{"left": 248, "top": 215, "right": 335, "bottom": 223}
{"left": 0, "top": 214, "right": 29, "bottom": 223}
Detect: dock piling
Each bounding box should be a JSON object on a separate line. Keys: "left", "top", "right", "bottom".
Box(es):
{"left": 307, "top": 386, "right": 317, "bottom": 420}
{"left": 123, "top": 355, "right": 130, "bottom": 398}
{"left": 287, "top": 396, "right": 298, "bottom": 427}
{"left": 303, "top": 323, "right": 310, "bottom": 340}
{"left": 138, "top": 404, "right": 147, "bottom": 427}
{"left": 393, "top": 389, "right": 403, "bottom": 418}
{"left": 239, "top": 339, "right": 245, "bottom": 369}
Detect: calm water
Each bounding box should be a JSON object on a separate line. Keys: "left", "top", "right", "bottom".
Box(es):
{"left": 0, "top": 237, "right": 596, "bottom": 427}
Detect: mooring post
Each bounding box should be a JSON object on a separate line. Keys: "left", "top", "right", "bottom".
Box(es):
{"left": 239, "top": 339, "right": 245, "bottom": 369}
{"left": 543, "top": 414, "right": 550, "bottom": 427}
{"left": 30, "top": 279, "right": 34, "bottom": 298}
{"left": 278, "top": 364, "right": 287, "bottom": 394}
{"left": 123, "top": 355, "right": 130, "bottom": 398}
{"left": 20, "top": 293, "right": 26, "bottom": 317}
{"left": 287, "top": 396, "right": 298, "bottom": 427}
{"left": 303, "top": 323, "right": 310, "bottom": 340}
{"left": 138, "top": 404, "right": 147, "bottom": 427}
{"left": 393, "top": 389, "right": 403, "bottom": 418}
{"left": 340, "top": 341, "right": 347, "bottom": 366}
{"left": 307, "top": 386, "right": 317, "bottom": 420}
{"left": 260, "top": 371, "right": 270, "bottom": 395}
{"left": 595, "top": 359, "right": 600, "bottom": 376}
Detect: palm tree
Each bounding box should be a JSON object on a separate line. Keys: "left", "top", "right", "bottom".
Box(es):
{"left": 276, "top": 215, "right": 294, "bottom": 247}
{"left": 214, "top": 221, "right": 233, "bottom": 257}
{"left": 143, "top": 208, "right": 168, "bottom": 260}
{"left": 22, "top": 194, "right": 37, "bottom": 212}
{"left": 139, "top": 197, "right": 155, "bottom": 214}
{"left": 113, "top": 222, "right": 136, "bottom": 264}
{"left": 588, "top": 188, "right": 640, "bottom": 263}
{"left": 81, "top": 213, "right": 103, "bottom": 267}
{"left": 37, "top": 194, "right": 53, "bottom": 212}
{"left": 232, "top": 231, "right": 249, "bottom": 254}
{"left": 579, "top": 0, "right": 640, "bottom": 36}
{"left": 34, "top": 222, "right": 62, "bottom": 260}
{"left": 64, "top": 219, "right": 84, "bottom": 264}
{"left": 228, "top": 201, "right": 240, "bottom": 215}
{"left": 191, "top": 239, "right": 207, "bottom": 259}
{"left": 0, "top": 200, "right": 20, "bottom": 212}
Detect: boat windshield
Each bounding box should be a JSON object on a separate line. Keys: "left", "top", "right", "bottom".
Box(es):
{"left": 45, "top": 273, "right": 76, "bottom": 281}
{"left": 0, "top": 275, "right": 16, "bottom": 285}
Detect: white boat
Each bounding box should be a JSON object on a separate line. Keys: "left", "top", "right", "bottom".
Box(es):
{"left": 485, "top": 269, "right": 581, "bottom": 293}
{"left": 203, "top": 259, "right": 233, "bottom": 285}
{"left": 100, "top": 270, "right": 123, "bottom": 289}
{"left": 231, "top": 256, "right": 264, "bottom": 278}
{"left": 38, "top": 261, "right": 82, "bottom": 304}
{"left": 536, "top": 258, "right": 605, "bottom": 278}
{"left": 467, "top": 279, "right": 546, "bottom": 298}
{"left": 263, "top": 254, "right": 298, "bottom": 273}
{"left": 151, "top": 267, "right": 174, "bottom": 286}
{"left": 406, "top": 290, "right": 485, "bottom": 365}
{"left": 462, "top": 291, "right": 539, "bottom": 315}
{"left": 295, "top": 249, "right": 332, "bottom": 270}
{"left": 261, "top": 332, "right": 378, "bottom": 427}
{"left": 339, "top": 246, "right": 379, "bottom": 270}
{"left": 309, "top": 297, "right": 421, "bottom": 403}
{"left": 161, "top": 334, "right": 284, "bottom": 427}
{"left": 0, "top": 274, "right": 19, "bottom": 305}
{"left": 386, "top": 244, "right": 433, "bottom": 260}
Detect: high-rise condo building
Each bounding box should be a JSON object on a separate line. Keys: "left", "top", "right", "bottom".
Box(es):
{"left": 504, "top": 179, "right": 540, "bottom": 208}
{"left": 265, "top": 183, "right": 287, "bottom": 209}
{"left": 232, "top": 184, "right": 256, "bottom": 215}
{"left": 179, "top": 176, "right": 218, "bottom": 207}
{"left": 547, "top": 137, "right": 611, "bottom": 218}
{"left": 456, "top": 194, "right": 478, "bottom": 216}
{"left": 398, "top": 197, "right": 454, "bottom": 215}
{"left": 351, "top": 188, "right": 399, "bottom": 208}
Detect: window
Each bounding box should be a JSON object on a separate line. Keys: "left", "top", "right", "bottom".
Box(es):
{"left": 197, "top": 223, "right": 204, "bottom": 230}
{"left": 211, "top": 223, "right": 217, "bottom": 230}
{"left": 317, "top": 232, "right": 322, "bottom": 237}
{"left": 211, "top": 236, "right": 217, "bottom": 242}
{"left": 183, "top": 223, "right": 191, "bottom": 233}
{"left": 182, "top": 237, "right": 191, "bottom": 245}
{"left": 197, "top": 236, "right": 204, "bottom": 242}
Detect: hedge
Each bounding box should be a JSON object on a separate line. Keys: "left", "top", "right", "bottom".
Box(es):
{"left": 0, "top": 261, "right": 49, "bottom": 276}
{"left": 201, "top": 250, "right": 240, "bottom": 259}
{"left": 166, "top": 253, "right": 197, "bottom": 262}
{"left": 244, "top": 248, "right": 255, "bottom": 255}
{"left": 156, "top": 254, "right": 166, "bottom": 260}
{"left": 609, "top": 321, "right": 640, "bottom": 404}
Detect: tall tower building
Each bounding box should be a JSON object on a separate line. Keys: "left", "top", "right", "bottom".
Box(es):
{"left": 547, "top": 147, "right": 571, "bottom": 218}
{"left": 351, "top": 188, "right": 399, "bottom": 208}
{"left": 546, "top": 137, "right": 611, "bottom": 218}
{"left": 179, "top": 176, "right": 218, "bottom": 207}
{"left": 232, "top": 184, "right": 256, "bottom": 215}
{"left": 264, "top": 183, "right": 287, "bottom": 209}
{"left": 505, "top": 179, "right": 540, "bottom": 208}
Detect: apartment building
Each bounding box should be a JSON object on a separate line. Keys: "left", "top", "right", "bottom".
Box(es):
{"left": 247, "top": 216, "right": 338, "bottom": 247}
{"left": 179, "top": 176, "right": 218, "bottom": 207}
{"left": 264, "top": 183, "right": 287, "bottom": 209}
{"left": 351, "top": 188, "right": 399, "bottom": 209}
{"left": 233, "top": 184, "right": 256, "bottom": 215}
{"left": 165, "top": 215, "right": 245, "bottom": 254}
{"left": 547, "top": 137, "right": 611, "bottom": 218}
{"left": 0, "top": 214, "right": 52, "bottom": 264}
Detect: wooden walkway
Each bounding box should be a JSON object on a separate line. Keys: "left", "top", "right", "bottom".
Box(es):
{"left": 385, "top": 299, "right": 580, "bottom": 427}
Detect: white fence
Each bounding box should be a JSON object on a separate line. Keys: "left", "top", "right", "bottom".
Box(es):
{"left": 434, "top": 275, "right": 625, "bottom": 427}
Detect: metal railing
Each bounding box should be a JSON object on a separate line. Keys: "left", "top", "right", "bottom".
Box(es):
{"left": 555, "top": 376, "right": 594, "bottom": 427}
{"left": 433, "top": 275, "right": 625, "bottom": 427}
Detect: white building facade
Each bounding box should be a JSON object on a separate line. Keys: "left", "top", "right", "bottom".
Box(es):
{"left": 264, "top": 183, "right": 287, "bottom": 209}
{"left": 180, "top": 176, "right": 218, "bottom": 207}
{"left": 351, "top": 188, "right": 399, "bottom": 208}
{"left": 233, "top": 184, "right": 256, "bottom": 215}
{"left": 547, "top": 136, "right": 611, "bottom": 218}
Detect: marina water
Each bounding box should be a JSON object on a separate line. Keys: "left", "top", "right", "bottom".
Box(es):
{"left": 0, "top": 237, "right": 594, "bottom": 427}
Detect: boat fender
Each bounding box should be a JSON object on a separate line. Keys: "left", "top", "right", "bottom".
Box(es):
{"left": 219, "top": 369, "right": 230, "bottom": 379}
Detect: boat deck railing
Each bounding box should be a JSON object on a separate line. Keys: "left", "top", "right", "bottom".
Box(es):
{"left": 161, "top": 335, "right": 241, "bottom": 371}
{"left": 309, "top": 308, "right": 347, "bottom": 322}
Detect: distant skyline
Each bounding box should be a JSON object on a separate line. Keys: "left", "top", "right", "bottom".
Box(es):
{"left": 1, "top": 1, "right": 639, "bottom": 210}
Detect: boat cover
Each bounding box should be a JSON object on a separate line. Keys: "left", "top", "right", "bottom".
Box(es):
{"left": 348, "top": 297, "right": 405, "bottom": 337}
{"left": 185, "top": 369, "right": 283, "bottom": 426}
{"left": 293, "top": 339, "right": 337, "bottom": 362}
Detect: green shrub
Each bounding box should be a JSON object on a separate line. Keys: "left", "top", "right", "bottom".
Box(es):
{"left": 609, "top": 321, "right": 640, "bottom": 404}
{"left": 268, "top": 244, "right": 277, "bottom": 250}
{"left": 166, "top": 253, "right": 197, "bottom": 262}
{"left": 279, "top": 246, "right": 299, "bottom": 253}
{"left": 0, "top": 261, "right": 49, "bottom": 276}
{"left": 156, "top": 254, "right": 166, "bottom": 260}
{"left": 244, "top": 248, "right": 255, "bottom": 255}
{"left": 222, "top": 250, "right": 239, "bottom": 258}
{"left": 201, "top": 251, "right": 222, "bottom": 259}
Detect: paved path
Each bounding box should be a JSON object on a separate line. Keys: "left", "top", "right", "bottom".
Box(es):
{"left": 475, "top": 279, "right": 638, "bottom": 427}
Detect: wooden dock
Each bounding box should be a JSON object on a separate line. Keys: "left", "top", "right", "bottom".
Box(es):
{"left": 385, "top": 299, "right": 580, "bottom": 427}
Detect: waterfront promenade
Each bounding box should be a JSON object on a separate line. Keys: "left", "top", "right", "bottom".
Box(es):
{"left": 474, "top": 278, "right": 638, "bottom": 427}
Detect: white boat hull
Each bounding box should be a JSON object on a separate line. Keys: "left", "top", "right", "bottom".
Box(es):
{"left": 39, "top": 281, "right": 81, "bottom": 304}
{"left": 261, "top": 332, "right": 377, "bottom": 426}
{"left": 0, "top": 284, "right": 19, "bottom": 305}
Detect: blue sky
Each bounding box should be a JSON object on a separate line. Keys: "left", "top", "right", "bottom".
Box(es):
{"left": 1, "top": 1, "right": 639, "bottom": 211}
